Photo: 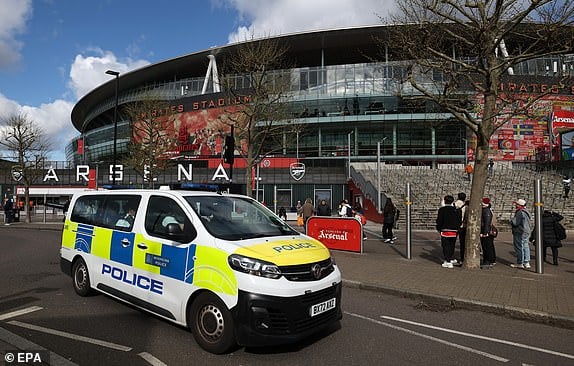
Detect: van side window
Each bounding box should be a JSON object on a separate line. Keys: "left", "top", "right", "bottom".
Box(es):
{"left": 101, "top": 195, "right": 142, "bottom": 231}
{"left": 145, "top": 196, "right": 196, "bottom": 242}
{"left": 70, "top": 195, "right": 105, "bottom": 226}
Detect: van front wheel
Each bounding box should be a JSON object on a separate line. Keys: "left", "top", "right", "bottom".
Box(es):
{"left": 189, "top": 292, "right": 236, "bottom": 354}
{"left": 72, "top": 258, "right": 92, "bottom": 296}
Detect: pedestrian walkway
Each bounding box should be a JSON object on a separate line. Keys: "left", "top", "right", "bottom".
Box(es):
{"left": 337, "top": 222, "right": 574, "bottom": 328}
{"left": 3, "top": 219, "right": 573, "bottom": 329}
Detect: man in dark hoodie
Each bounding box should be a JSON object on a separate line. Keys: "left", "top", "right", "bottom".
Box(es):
{"left": 436, "top": 195, "right": 462, "bottom": 269}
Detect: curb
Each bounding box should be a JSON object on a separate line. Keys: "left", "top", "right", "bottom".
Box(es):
{"left": 342, "top": 279, "right": 574, "bottom": 330}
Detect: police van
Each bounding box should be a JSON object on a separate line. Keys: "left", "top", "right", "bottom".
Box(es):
{"left": 60, "top": 185, "right": 342, "bottom": 354}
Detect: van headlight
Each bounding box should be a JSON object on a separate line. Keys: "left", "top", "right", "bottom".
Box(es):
{"left": 228, "top": 254, "right": 282, "bottom": 279}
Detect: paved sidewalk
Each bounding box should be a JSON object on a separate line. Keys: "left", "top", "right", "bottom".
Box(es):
{"left": 3, "top": 219, "right": 574, "bottom": 328}
{"left": 338, "top": 222, "right": 574, "bottom": 329}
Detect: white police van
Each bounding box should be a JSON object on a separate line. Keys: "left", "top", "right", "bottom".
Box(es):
{"left": 60, "top": 185, "right": 342, "bottom": 353}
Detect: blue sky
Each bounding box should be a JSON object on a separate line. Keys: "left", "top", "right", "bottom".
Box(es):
{"left": 0, "top": 0, "right": 393, "bottom": 160}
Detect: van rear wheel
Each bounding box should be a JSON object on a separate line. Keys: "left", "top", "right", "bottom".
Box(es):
{"left": 72, "top": 258, "right": 92, "bottom": 296}
{"left": 189, "top": 292, "right": 236, "bottom": 354}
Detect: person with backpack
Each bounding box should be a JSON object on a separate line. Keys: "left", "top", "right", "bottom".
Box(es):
{"left": 436, "top": 195, "right": 462, "bottom": 268}
{"left": 338, "top": 199, "right": 353, "bottom": 217}
{"left": 382, "top": 198, "right": 397, "bottom": 244}
{"left": 531, "top": 210, "right": 566, "bottom": 266}
{"left": 480, "top": 197, "right": 497, "bottom": 267}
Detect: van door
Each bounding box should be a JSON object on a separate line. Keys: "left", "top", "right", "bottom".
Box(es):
{"left": 95, "top": 195, "right": 142, "bottom": 298}
{"left": 132, "top": 195, "right": 199, "bottom": 322}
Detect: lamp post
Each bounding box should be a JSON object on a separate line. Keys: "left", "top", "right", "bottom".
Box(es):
{"left": 106, "top": 70, "right": 120, "bottom": 185}
{"left": 347, "top": 131, "right": 354, "bottom": 180}
{"left": 462, "top": 137, "right": 468, "bottom": 166}
{"left": 377, "top": 137, "right": 387, "bottom": 212}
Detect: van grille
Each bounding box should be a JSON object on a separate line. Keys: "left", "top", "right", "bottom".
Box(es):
{"left": 279, "top": 258, "right": 335, "bottom": 281}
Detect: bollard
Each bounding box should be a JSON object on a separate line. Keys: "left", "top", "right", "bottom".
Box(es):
{"left": 534, "top": 179, "right": 543, "bottom": 274}
{"left": 405, "top": 182, "right": 412, "bottom": 260}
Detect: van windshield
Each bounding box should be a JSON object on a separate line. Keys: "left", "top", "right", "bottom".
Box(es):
{"left": 184, "top": 195, "right": 299, "bottom": 240}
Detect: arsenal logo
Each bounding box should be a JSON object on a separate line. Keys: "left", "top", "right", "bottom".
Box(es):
{"left": 289, "top": 162, "right": 305, "bottom": 181}
{"left": 11, "top": 166, "right": 23, "bottom": 182}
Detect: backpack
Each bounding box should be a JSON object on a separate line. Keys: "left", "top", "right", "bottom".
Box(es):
{"left": 554, "top": 221, "right": 567, "bottom": 241}
{"left": 346, "top": 206, "right": 353, "bottom": 217}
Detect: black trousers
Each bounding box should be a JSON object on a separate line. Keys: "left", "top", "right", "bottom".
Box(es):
{"left": 382, "top": 223, "right": 394, "bottom": 239}
{"left": 480, "top": 236, "right": 496, "bottom": 264}
{"left": 543, "top": 247, "right": 559, "bottom": 263}
{"left": 441, "top": 236, "right": 456, "bottom": 262}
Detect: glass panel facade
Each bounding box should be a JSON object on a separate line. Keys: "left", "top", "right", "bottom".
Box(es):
{"left": 69, "top": 56, "right": 568, "bottom": 164}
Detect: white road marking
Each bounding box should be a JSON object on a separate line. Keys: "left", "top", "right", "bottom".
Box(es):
{"left": 381, "top": 315, "right": 574, "bottom": 360}
{"left": 0, "top": 306, "right": 43, "bottom": 321}
{"left": 7, "top": 320, "right": 132, "bottom": 352}
{"left": 345, "top": 311, "right": 509, "bottom": 362}
{"left": 138, "top": 352, "right": 168, "bottom": 366}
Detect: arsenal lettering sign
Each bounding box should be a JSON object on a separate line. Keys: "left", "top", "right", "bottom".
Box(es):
{"left": 289, "top": 162, "right": 305, "bottom": 181}
{"left": 306, "top": 217, "right": 363, "bottom": 253}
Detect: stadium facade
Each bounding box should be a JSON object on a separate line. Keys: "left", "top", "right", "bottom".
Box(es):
{"left": 3, "top": 25, "right": 574, "bottom": 217}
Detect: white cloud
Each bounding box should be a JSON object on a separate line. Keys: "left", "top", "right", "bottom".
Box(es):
{"left": 0, "top": 0, "right": 32, "bottom": 69}
{"left": 68, "top": 48, "right": 150, "bottom": 100}
{"left": 1, "top": 48, "right": 150, "bottom": 161}
{"left": 225, "top": 0, "right": 396, "bottom": 43}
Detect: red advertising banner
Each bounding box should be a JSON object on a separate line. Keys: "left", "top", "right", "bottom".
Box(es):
{"left": 77, "top": 138, "right": 84, "bottom": 155}
{"left": 87, "top": 169, "right": 96, "bottom": 189}
{"left": 552, "top": 110, "right": 574, "bottom": 134}
{"left": 306, "top": 217, "right": 363, "bottom": 253}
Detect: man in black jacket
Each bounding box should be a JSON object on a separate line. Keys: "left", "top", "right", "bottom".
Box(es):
{"left": 436, "top": 195, "right": 462, "bottom": 268}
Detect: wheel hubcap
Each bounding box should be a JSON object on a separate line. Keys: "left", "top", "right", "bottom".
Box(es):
{"left": 198, "top": 304, "right": 224, "bottom": 341}
{"left": 75, "top": 264, "right": 86, "bottom": 289}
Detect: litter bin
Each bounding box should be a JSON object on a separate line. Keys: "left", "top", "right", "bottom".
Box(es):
{"left": 13, "top": 209, "right": 20, "bottom": 222}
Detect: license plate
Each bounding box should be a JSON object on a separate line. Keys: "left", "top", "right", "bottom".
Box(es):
{"left": 310, "top": 298, "right": 336, "bottom": 317}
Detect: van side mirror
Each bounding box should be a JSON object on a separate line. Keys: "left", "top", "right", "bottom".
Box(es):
{"left": 166, "top": 222, "right": 183, "bottom": 236}
{"left": 165, "top": 222, "right": 197, "bottom": 243}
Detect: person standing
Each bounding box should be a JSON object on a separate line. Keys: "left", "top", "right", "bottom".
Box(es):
{"left": 480, "top": 197, "right": 497, "bottom": 267}
{"left": 316, "top": 199, "right": 332, "bottom": 216}
{"left": 464, "top": 163, "right": 473, "bottom": 181}
{"left": 436, "top": 195, "right": 462, "bottom": 268}
{"left": 563, "top": 176, "right": 571, "bottom": 199}
{"left": 510, "top": 198, "right": 532, "bottom": 269}
{"left": 338, "top": 199, "right": 353, "bottom": 217}
{"left": 382, "top": 198, "right": 397, "bottom": 243}
{"left": 537, "top": 210, "right": 564, "bottom": 265}
{"left": 3, "top": 198, "right": 13, "bottom": 225}
{"left": 300, "top": 198, "right": 315, "bottom": 229}
{"left": 454, "top": 192, "right": 469, "bottom": 263}
{"left": 488, "top": 158, "right": 495, "bottom": 176}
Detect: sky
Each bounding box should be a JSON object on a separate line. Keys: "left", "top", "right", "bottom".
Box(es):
{"left": 0, "top": 0, "right": 396, "bottom": 161}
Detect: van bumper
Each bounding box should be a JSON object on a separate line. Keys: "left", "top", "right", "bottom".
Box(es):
{"left": 232, "top": 281, "right": 342, "bottom": 347}
{"left": 60, "top": 257, "right": 72, "bottom": 276}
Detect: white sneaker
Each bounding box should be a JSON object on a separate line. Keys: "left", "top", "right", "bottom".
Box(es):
{"left": 441, "top": 261, "right": 453, "bottom": 268}
{"left": 523, "top": 263, "right": 531, "bottom": 269}
{"left": 510, "top": 263, "right": 524, "bottom": 269}
{"left": 384, "top": 238, "right": 391, "bottom": 243}
{"left": 450, "top": 259, "right": 458, "bottom": 264}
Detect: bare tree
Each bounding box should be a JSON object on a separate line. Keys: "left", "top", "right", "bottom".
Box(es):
{"left": 121, "top": 97, "right": 178, "bottom": 188}
{"left": 220, "top": 35, "right": 300, "bottom": 197}
{"left": 386, "top": 0, "right": 574, "bottom": 269}
{"left": 0, "top": 113, "right": 52, "bottom": 223}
